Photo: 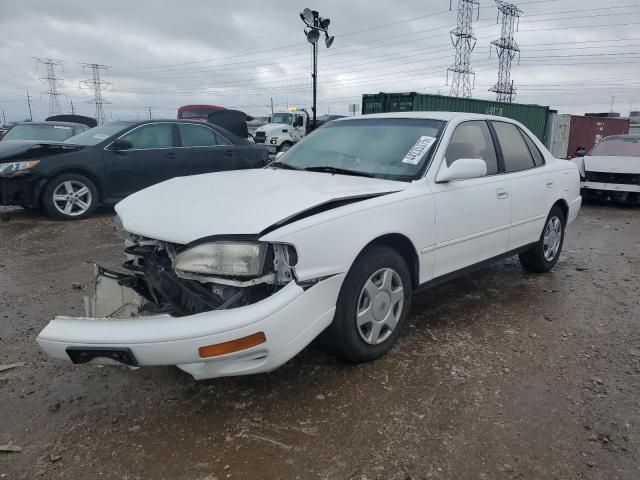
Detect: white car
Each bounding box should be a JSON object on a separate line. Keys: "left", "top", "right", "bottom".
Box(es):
{"left": 572, "top": 134, "right": 640, "bottom": 204}
{"left": 37, "top": 112, "right": 582, "bottom": 380}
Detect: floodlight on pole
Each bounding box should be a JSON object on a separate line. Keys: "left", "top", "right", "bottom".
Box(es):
{"left": 300, "top": 8, "right": 334, "bottom": 130}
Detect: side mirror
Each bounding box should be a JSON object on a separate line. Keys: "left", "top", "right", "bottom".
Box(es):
{"left": 275, "top": 151, "right": 285, "bottom": 160}
{"left": 436, "top": 158, "right": 487, "bottom": 182}
{"left": 576, "top": 150, "right": 586, "bottom": 158}
{"left": 109, "top": 139, "right": 133, "bottom": 151}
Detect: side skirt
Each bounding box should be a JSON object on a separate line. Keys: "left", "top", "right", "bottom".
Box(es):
{"left": 415, "top": 242, "right": 537, "bottom": 292}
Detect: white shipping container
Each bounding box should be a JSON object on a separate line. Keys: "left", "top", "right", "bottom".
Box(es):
{"left": 547, "top": 114, "right": 571, "bottom": 159}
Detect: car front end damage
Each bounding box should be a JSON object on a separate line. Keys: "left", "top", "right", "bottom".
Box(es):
{"left": 36, "top": 221, "right": 344, "bottom": 379}
{"left": 580, "top": 171, "right": 640, "bottom": 204}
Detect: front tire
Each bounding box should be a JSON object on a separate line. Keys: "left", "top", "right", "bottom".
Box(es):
{"left": 327, "top": 245, "right": 412, "bottom": 363}
{"left": 277, "top": 142, "right": 292, "bottom": 154}
{"left": 519, "top": 205, "right": 565, "bottom": 273}
{"left": 42, "top": 173, "right": 98, "bottom": 220}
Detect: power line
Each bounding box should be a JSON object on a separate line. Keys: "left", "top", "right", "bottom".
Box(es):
{"left": 34, "top": 57, "right": 64, "bottom": 116}
{"left": 80, "top": 63, "right": 112, "bottom": 125}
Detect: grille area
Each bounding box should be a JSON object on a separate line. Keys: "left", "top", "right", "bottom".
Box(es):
{"left": 254, "top": 131, "right": 266, "bottom": 144}
{"left": 585, "top": 171, "right": 640, "bottom": 186}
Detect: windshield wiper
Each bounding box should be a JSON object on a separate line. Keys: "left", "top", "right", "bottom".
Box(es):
{"left": 303, "top": 166, "right": 374, "bottom": 178}
{"left": 268, "top": 161, "right": 301, "bottom": 171}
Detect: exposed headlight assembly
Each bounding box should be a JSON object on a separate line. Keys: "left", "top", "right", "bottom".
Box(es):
{"left": 174, "top": 242, "right": 268, "bottom": 277}
{"left": 0, "top": 160, "right": 39, "bottom": 175}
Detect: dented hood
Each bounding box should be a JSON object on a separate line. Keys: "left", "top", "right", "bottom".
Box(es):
{"left": 116, "top": 168, "right": 407, "bottom": 244}
{"left": 585, "top": 156, "right": 640, "bottom": 174}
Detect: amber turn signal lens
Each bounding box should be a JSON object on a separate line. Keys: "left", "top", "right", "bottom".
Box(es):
{"left": 198, "top": 332, "right": 267, "bottom": 358}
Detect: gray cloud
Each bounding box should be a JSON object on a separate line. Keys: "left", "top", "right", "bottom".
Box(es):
{"left": 1, "top": 0, "right": 639, "bottom": 123}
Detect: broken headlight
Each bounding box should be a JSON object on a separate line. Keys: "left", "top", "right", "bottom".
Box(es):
{"left": 173, "top": 242, "right": 268, "bottom": 277}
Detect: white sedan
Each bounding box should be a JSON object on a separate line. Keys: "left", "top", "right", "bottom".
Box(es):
{"left": 37, "top": 112, "right": 582, "bottom": 380}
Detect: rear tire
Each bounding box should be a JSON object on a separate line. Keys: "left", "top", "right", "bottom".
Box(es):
{"left": 42, "top": 173, "right": 98, "bottom": 220}
{"left": 326, "top": 245, "right": 412, "bottom": 363}
{"left": 519, "top": 205, "right": 565, "bottom": 273}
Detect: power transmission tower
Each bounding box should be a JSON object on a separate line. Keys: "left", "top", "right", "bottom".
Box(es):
{"left": 26, "top": 91, "right": 33, "bottom": 121}
{"left": 146, "top": 106, "right": 154, "bottom": 119}
{"left": 70, "top": 99, "right": 76, "bottom": 115}
{"left": 80, "top": 63, "right": 112, "bottom": 124}
{"left": 34, "top": 57, "right": 65, "bottom": 116}
{"left": 489, "top": 0, "right": 522, "bottom": 102}
{"left": 447, "top": 0, "right": 480, "bottom": 98}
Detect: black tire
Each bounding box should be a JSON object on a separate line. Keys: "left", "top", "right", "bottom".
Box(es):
{"left": 277, "top": 142, "right": 292, "bottom": 153}
{"left": 519, "top": 205, "right": 566, "bottom": 273}
{"left": 326, "top": 245, "right": 412, "bottom": 363}
{"left": 42, "top": 173, "right": 98, "bottom": 220}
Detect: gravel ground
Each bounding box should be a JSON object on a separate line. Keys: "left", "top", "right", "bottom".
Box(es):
{"left": 0, "top": 203, "right": 639, "bottom": 480}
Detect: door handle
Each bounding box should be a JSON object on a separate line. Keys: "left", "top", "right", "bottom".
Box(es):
{"left": 166, "top": 152, "right": 177, "bottom": 159}
{"left": 224, "top": 150, "right": 235, "bottom": 157}
{"left": 546, "top": 179, "right": 554, "bottom": 188}
{"left": 496, "top": 188, "right": 509, "bottom": 199}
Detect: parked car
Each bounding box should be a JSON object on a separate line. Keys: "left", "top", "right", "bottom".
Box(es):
{"left": 37, "top": 112, "right": 581, "bottom": 380}
{"left": 572, "top": 134, "right": 640, "bottom": 204}
{"left": 0, "top": 120, "right": 269, "bottom": 219}
{"left": 1, "top": 121, "right": 89, "bottom": 142}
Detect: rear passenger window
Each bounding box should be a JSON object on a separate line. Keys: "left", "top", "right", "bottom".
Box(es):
{"left": 520, "top": 129, "right": 545, "bottom": 166}
{"left": 179, "top": 124, "right": 219, "bottom": 147}
{"left": 444, "top": 121, "right": 499, "bottom": 175}
{"left": 492, "top": 122, "right": 535, "bottom": 172}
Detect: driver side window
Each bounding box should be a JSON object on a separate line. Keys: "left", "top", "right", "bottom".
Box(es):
{"left": 445, "top": 121, "right": 498, "bottom": 175}
{"left": 121, "top": 124, "right": 173, "bottom": 150}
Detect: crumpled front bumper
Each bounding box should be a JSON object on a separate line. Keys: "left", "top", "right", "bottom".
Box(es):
{"left": 581, "top": 180, "right": 640, "bottom": 194}
{"left": 0, "top": 174, "right": 44, "bottom": 207}
{"left": 37, "top": 273, "right": 344, "bottom": 380}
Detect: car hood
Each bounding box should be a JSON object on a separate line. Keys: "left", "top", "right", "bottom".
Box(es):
{"left": 0, "top": 140, "right": 80, "bottom": 162}
{"left": 116, "top": 168, "right": 408, "bottom": 244}
{"left": 585, "top": 156, "right": 640, "bottom": 174}
{"left": 256, "top": 124, "right": 290, "bottom": 134}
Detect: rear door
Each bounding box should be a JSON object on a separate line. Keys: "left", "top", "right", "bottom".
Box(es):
{"left": 431, "top": 120, "right": 511, "bottom": 277}
{"left": 103, "top": 122, "right": 178, "bottom": 198}
{"left": 490, "top": 121, "right": 550, "bottom": 250}
{"left": 176, "top": 123, "right": 237, "bottom": 175}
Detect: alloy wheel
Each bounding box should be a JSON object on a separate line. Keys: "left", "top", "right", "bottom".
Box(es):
{"left": 543, "top": 216, "right": 562, "bottom": 262}
{"left": 52, "top": 180, "right": 92, "bottom": 217}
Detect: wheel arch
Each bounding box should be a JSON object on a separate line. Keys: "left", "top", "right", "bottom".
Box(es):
{"left": 552, "top": 198, "right": 568, "bottom": 221}
{"left": 359, "top": 233, "right": 420, "bottom": 289}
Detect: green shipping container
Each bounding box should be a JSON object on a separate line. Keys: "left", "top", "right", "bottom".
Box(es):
{"left": 362, "top": 92, "right": 551, "bottom": 143}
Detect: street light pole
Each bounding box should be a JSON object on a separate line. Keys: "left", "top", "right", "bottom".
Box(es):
{"left": 300, "top": 8, "right": 334, "bottom": 131}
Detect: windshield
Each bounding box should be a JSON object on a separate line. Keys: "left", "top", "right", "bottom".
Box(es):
{"left": 3, "top": 124, "right": 75, "bottom": 142}
{"left": 64, "top": 123, "right": 130, "bottom": 146}
{"left": 590, "top": 136, "right": 640, "bottom": 157}
{"left": 273, "top": 118, "right": 444, "bottom": 181}
{"left": 271, "top": 113, "right": 293, "bottom": 125}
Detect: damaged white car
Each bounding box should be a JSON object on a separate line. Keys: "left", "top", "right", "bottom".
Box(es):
{"left": 572, "top": 134, "right": 640, "bottom": 204}
{"left": 37, "top": 113, "right": 582, "bottom": 380}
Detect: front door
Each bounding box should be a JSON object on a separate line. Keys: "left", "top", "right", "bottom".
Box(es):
{"left": 431, "top": 121, "right": 511, "bottom": 277}
{"left": 104, "top": 122, "right": 177, "bottom": 199}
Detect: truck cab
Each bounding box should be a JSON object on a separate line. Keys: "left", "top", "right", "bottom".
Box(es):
{"left": 254, "top": 111, "right": 309, "bottom": 154}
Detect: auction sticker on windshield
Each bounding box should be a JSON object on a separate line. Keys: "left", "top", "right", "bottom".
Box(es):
{"left": 93, "top": 134, "right": 109, "bottom": 139}
{"left": 402, "top": 136, "right": 437, "bottom": 165}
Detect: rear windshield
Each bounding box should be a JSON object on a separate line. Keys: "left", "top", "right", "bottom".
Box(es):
{"left": 590, "top": 136, "right": 640, "bottom": 158}
{"left": 3, "top": 124, "right": 75, "bottom": 142}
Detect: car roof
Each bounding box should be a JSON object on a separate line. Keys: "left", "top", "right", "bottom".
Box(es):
{"left": 335, "top": 111, "right": 518, "bottom": 122}
{"left": 14, "top": 121, "right": 86, "bottom": 128}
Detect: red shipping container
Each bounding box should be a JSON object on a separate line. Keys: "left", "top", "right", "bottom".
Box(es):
{"left": 567, "top": 116, "right": 630, "bottom": 158}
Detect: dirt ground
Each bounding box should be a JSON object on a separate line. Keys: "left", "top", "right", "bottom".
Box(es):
{"left": 0, "top": 202, "right": 639, "bottom": 480}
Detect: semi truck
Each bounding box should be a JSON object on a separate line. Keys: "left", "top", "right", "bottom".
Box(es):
{"left": 253, "top": 110, "right": 310, "bottom": 154}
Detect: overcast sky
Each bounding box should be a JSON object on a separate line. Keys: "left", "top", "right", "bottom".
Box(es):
{"left": 0, "top": 0, "right": 638, "bottom": 123}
